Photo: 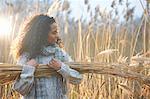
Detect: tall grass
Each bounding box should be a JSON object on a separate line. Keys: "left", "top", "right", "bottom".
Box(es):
{"left": 0, "top": 0, "right": 149, "bottom": 99}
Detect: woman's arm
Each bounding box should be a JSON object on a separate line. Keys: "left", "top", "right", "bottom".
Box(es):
{"left": 12, "top": 53, "right": 37, "bottom": 96}
{"left": 57, "top": 62, "right": 83, "bottom": 84}
{"left": 48, "top": 49, "right": 83, "bottom": 85}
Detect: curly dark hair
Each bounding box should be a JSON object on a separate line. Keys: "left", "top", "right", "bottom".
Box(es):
{"left": 11, "top": 14, "right": 63, "bottom": 60}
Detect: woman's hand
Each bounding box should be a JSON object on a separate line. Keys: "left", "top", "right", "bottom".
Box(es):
{"left": 27, "top": 59, "right": 38, "bottom": 67}
{"left": 47, "top": 58, "right": 61, "bottom": 71}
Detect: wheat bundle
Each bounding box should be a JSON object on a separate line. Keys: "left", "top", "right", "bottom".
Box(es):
{"left": 0, "top": 62, "right": 150, "bottom": 86}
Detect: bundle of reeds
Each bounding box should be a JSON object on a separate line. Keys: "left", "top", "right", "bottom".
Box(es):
{"left": 0, "top": 62, "right": 150, "bottom": 86}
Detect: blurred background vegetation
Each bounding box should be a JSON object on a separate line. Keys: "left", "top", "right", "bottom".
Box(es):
{"left": 0, "top": 0, "right": 149, "bottom": 99}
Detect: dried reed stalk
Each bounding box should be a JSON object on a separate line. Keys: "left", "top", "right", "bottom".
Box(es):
{"left": 0, "top": 62, "right": 150, "bottom": 86}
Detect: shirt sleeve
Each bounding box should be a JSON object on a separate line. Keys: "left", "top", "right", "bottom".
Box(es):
{"left": 57, "top": 49, "right": 83, "bottom": 85}
{"left": 12, "top": 53, "right": 35, "bottom": 96}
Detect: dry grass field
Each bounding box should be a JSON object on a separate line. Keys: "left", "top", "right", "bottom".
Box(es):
{"left": 0, "top": 0, "right": 149, "bottom": 99}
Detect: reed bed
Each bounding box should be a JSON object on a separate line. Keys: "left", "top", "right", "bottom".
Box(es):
{"left": 0, "top": 0, "right": 150, "bottom": 99}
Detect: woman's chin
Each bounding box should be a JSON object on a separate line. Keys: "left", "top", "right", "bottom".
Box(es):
{"left": 48, "top": 42, "right": 56, "bottom": 45}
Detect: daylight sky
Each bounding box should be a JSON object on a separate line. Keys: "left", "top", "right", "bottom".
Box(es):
{"left": 67, "top": 0, "right": 147, "bottom": 22}
{"left": 0, "top": 0, "right": 147, "bottom": 22}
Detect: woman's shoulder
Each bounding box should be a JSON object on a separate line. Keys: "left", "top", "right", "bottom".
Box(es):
{"left": 16, "top": 52, "right": 30, "bottom": 65}
{"left": 20, "top": 52, "right": 29, "bottom": 58}
{"left": 17, "top": 52, "right": 29, "bottom": 61}
{"left": 55, "top": 47, "right": 73, "bottom": 62}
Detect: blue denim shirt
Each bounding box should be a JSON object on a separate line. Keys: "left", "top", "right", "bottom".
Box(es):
{"left": 13, "top": 45, "right": 82, "bottom": 99}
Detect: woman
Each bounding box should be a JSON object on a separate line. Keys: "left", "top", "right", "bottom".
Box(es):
{"left": 11, "top": 14, "right": 82, "bottom": 99}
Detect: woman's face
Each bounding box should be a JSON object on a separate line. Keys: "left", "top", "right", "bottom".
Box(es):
{"left": 48, "top": 23, "right": 59, "bottom": 44}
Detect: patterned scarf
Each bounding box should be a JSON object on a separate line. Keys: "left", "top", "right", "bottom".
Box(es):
{"left": 42, "top": 43, "right": 66, "bottom": 62}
